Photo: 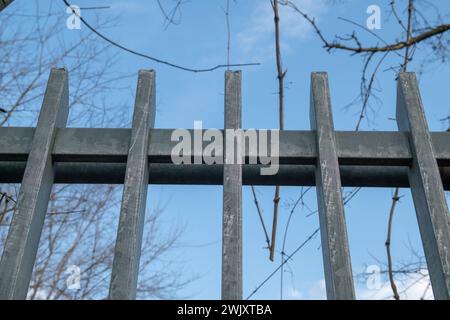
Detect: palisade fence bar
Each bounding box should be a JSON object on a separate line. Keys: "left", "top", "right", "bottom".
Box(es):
{"left": 396, "top": 73, "right": 450, "bottom": 299}
{"left": 109, "top": 70, "right": 156, "bottom": 300}
{"left": 0, "top": 68, "right": 449, "bottom": 300}
{"left": 310, "top": 73, "right": 355, "bottom": 299}
{"left": 222, "top": 71, "right": 243, "bottom": 300}
{"left": 0, "top": 68, "right": 69, "bottom": 299}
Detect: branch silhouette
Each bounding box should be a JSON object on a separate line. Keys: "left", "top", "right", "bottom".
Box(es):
{"left": 62, "top": 0, "right": 260, "bottom": 73}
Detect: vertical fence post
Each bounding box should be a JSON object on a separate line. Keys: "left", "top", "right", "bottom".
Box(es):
{"left": 109, "top": 70, "right": 156, "bottom": 300}
{"left": 396, "top": 72, "right": 450, "bottom": 300}
{"left": 222, "top": 71, "right": 243, "bottom": 300}
{"left": 310, "top": 72, "right": 355, "bottom": 300}
{"left": 0, "top": 68, "right": 69, "bottom": 300}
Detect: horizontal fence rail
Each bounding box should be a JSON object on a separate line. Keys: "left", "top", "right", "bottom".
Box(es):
{"left": 1, "top": 162, "right": 450, "bottom": 189}
{"left": 1, "top": 130, "right": 449, "bottom": 188}
{"left": 1, "top": 129, "right": 450, "bottom": 166}
{"left": 0, "top": 68, "right": 449, "bottom": 300}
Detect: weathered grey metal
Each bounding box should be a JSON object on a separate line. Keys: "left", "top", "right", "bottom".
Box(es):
{"left": 0, "top": 0, "right": 14, "bottom": 12}
{"left": 310, "top": 73, "right": 355, "bottom": 300}
{"left": 0, "top": 68, "right": 69, "bottom": 300}
{"left": 396, "top": 72, "right": 450, "bottom": 300}
{"left": 1, "top": 69, "right": 450, "bottom": 301}
{"left": 109, "top": 70, "right": 156, "bottom": 300}
{"left": 222, "top": 71, "right": 243, "bottom": 300}
{"left": 2, "top": 162, "right": 450, "bottom": 189}
{"left": 2, "top": 128, "right": 450, "bottom": 166}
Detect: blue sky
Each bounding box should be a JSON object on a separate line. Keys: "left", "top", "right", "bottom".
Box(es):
{"left": 5, "top": 0, "right": 450, "bottom": 299}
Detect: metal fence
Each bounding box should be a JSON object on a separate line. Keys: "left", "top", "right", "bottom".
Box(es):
{"left": 0, "top": 68, "right": 449, "bottom": 300}
{"left": 0, "top": 0, "right": 14, "bottom": 12}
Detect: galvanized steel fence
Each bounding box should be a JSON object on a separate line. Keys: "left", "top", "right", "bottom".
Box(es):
{"left": 0, "top": 68, "right": 449, "bottom": 300}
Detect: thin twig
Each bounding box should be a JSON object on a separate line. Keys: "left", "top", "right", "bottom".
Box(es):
{"left": 390, "top": 0, "right": 408, "bottom": 33}
{"left": 280, "top": 187, "right": 311, "bottom": 299}
{"left": 62, "top": 0, "right": 260, "bottom": 73}
{"left": 246, "top": 227, "right": 320, "bottom": 300}
{"left": 269, "top": 0, "right": 286, "bottom": 262}
{"left": 283, "top": 0, "right": 450, "bottom": 54}
{"left": 386, "top": 0, "right": 414, "bottom": 301}
{"left": 251, "top": 186, "right": 271, "bottom": 250}
{"left": 355, "top": 51, "right": 390, "bottom": 131}
{"left": 402, "top": 0, "right": 414, "bottom": 71}
{"left": 156, "top": 0, "right": 183, "bottom": 29}
{"left": 225, "top": 0, "right": 231, "bottom": 69}
{"left": 386, "top": 188, "right": 401, "bottom": 300}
